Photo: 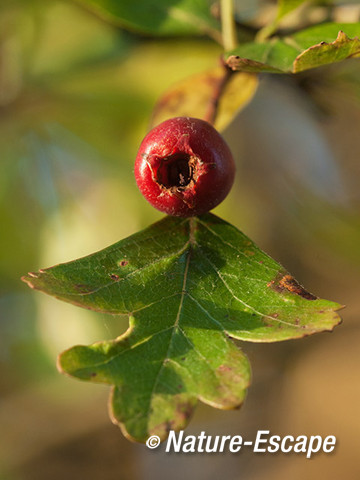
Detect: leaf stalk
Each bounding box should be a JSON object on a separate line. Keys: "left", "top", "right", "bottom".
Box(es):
{"left": 221, "top": 0, "right": 237, "bottom": 51}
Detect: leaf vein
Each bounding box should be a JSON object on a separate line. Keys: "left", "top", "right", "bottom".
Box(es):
{"left": 196, "top": 218, "right": 279, "bottom": 274}
{"left": 196, "top": 248, "right": 301, "bottom": 328}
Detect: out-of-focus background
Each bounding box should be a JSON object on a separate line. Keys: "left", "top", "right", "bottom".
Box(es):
{"left": 1, "top": 1, "right": 360, "bottom": 479}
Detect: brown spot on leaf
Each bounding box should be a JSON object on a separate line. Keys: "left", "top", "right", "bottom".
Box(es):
{"left": 279, "top": 275, "right": 317, "bottom": 300}
{"left": 150, "top": 399, "right": 194, "bottom": 439}
{"left": 217, "top": 364, "right": 244, "bottom": 384}
{"left": 90, "top": 372, "right": 97, "bottom": 377}
{"left": 268, "top": 272, "right": 317, "bottom": 300}
{"left": 176, "top": 402, "right": 193, "bottom": 422}
{"left": 218, "top": 364, "right": 231, "bottom": 373}
{"left": 109, "top": 274, "right": 120, "bottom": 281}
{"left": 118, "top": 260, "right": 128, "bottom": 267}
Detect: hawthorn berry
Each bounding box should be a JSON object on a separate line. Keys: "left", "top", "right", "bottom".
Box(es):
{"left": 134, "top": 117, "right": 235, "bottom": 217}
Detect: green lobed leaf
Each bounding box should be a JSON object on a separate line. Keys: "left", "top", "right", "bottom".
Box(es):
{"left": 75, "top": 0, "right": 221, "bottom": 41}
{"left": 227, "top": 22, "right": 360, "bottom": 74}
{"left": 22, "top": 214, "right": 342, "bottom": 442}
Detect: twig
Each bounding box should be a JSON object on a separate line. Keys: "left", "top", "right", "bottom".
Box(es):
{"left": 204, "top": 62, "right": 233, "bottom": 126}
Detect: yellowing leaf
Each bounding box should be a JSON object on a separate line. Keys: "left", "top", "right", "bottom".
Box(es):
{"left": 151, "top": 67, "right": 258, "bottom": 132}
{"left": 293, "top": 30, "right": 360, "bottom": 73}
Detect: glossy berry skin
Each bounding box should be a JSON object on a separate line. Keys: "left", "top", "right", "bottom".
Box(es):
{"left": 134, "top": 117, "right": 235, "bottom": 217}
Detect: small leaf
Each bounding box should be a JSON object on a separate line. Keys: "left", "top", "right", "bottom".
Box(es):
{"left": 22, "top": 214, "right": 342, "bottom": 442}
{"left": 293, "top": 30, "right": 360, "bottom": 73}
{"left": 151, "top": 67, "right": 258, "bottom": 132}
{"left": 257, "top": 0, "right": 309, "bottom": 42}
{"left": 276, "top": 0, "right": 308, "bottom": 21}
{"left": 77, "top": 0, "right": 221, "bottom": 41}
{"left": 226, "top": 39, "right": 299, "bottom": 73}
{"left": 227, "top": 22, "right": 360, "bottom": 74}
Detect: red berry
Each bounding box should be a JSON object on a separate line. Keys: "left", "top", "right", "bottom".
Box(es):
{"left": 134, "top": 117, "right": 235, "bottom": 217}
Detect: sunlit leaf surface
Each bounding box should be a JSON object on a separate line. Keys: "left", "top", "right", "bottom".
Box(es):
{"left": 22, "top": 214, "right": 342, "bottom": 442}
{"left": 227, "top": 23, "right": 360, "bottom": 73}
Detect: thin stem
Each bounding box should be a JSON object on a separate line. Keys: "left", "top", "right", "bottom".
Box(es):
{"left": 221, "top": 0, "right": 237, "bottom": 51}
{"left": 256, "top": 21, "right": 277, "bottom": 43}
{"left": 203, "top": 63, "right": 232, "bottom": 126}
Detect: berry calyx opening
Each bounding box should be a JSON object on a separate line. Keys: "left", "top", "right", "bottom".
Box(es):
{"left": 155, "top": 153, "right": 198, "bottom": 189}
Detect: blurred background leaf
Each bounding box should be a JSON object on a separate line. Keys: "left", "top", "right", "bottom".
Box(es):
{"left": 276, "top": 0, "right": 308, "bottom": 21}
{"left": 151, "top": 67, "right": 258, "bottom": 131}
{"left": 256, "top": 0, "right": 309, "bottom": 41}
{"left": 75, "top": 0, "right": 222, "bottom": 41}
{"left": 227, "top": 22, "right": 360, "bottom": 73}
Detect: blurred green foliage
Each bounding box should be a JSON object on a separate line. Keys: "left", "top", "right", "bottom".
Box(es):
{"left": 0, "top": 0, "right": 222, "bottom": 389}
